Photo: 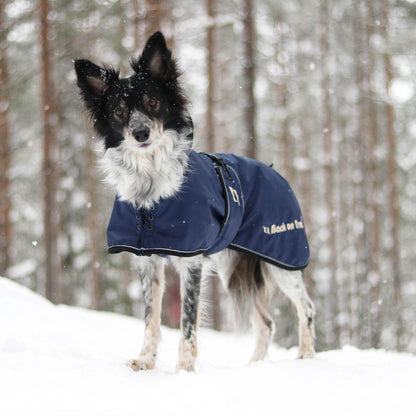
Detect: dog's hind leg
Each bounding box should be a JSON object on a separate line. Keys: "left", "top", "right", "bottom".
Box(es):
{"left": 128, "top": 256, "right": 165, "bottom": 371}
{"left": 250, "top": 300, "right": 275, "bottom": 363}
{"left": 173, "top": 258, "right": 202, "bottom": 372}
{"left": 264, "top": 265, "right": 315, "bottom": 359}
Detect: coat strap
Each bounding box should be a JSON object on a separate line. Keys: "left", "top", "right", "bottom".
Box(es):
{"left": 198, "top": 152, "right": 233, "bottom": 180}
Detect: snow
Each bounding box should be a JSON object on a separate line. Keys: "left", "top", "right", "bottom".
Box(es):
{"left": 390, "top": 78, "right": 414, "bottom": 103}
{"left": 1, "top": 276, "right": 415, "bottom": 416}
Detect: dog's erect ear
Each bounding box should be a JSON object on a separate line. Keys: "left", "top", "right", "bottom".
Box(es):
{"left": 131, "top": 32, "right": 179, "bottom": 81}
{"left": 74, "top": 59, "right": 119, "bottom": 100}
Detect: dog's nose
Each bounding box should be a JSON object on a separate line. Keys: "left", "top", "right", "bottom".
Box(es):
{"left": 132, "top": 127, "right": 150, "bottom": 143}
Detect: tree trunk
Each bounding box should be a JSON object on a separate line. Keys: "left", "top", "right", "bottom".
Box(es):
{"left": 0, "top": 0, "right": 12, "bottom": 276}
{"left": 205, "top": 0, "right": 222, "bottom": 331}
{"left": 40, "top": 0, "right": 63, "bottom": 303}
{"left": 298, "top": 115, "right": 315, "bottom": 296}
{"left": 365, "top": 0, "right": 383, "bottom": 348}
{"left": 132, "top": 0, "right": 144, "bottom": 53}
{"left": 276, "top": 28, "right": 292, "bottom": 181}
{"left": 242, "top": 0, "right": 257, "bottom": 159}
{"left": 85, "top": 130, "right": 101, "bottom": 310}
{"left": 319, "top": 0, "right": 340, "bottom": 348}
{"left": 216, "top": 22, "right": 235, "bottom": 154}
{"left": 381, "top": 0, "right": 403, "bottom": 351}
{"left": 294, "top": 19, "right": 315, "bottom": 299}
{"left": 352, "top": 0, "right": 372, "bottom": 348}
{"left": 145, "top": 0, "right": 162, "bottom": 38}
{"left": 206, "top": 0, "right": 216, "bottom": 153}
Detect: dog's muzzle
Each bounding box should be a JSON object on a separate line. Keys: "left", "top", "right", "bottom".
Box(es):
{"left": 132, "top": 127, "right": 150, "bottom": 143}
{"left": 129, "top": 111, "right": 152, "bottom": 144}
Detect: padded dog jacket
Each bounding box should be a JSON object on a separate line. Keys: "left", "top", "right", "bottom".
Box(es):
{"left": 107, "top": 150, "right": 310, "bottom": 270}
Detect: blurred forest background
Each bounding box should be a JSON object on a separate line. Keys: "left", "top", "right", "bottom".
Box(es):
{"left": 1, "top": 0, "right": 415, "bottom": 353}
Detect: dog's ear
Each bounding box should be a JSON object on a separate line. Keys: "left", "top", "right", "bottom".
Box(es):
{"left": 74, "top": 59, "right": 119, "bottom": 100}
{"left": 131, "top": 32, "right": 179, "bottom": 81}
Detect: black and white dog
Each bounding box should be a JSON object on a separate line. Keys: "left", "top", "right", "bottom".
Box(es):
{"left": 75, "top": 32, "right": 315, "bottom": 372}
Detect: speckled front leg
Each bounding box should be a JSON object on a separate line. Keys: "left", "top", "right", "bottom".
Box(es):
{"left": 128, "top": 256, "right": 165, "bottom": 371}
{"left": 175, "top": 260, "right": 202, "bottom": 372}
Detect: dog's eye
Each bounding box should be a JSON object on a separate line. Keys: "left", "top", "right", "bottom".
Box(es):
{"left": 148, "top": 97, "right": 158, "bottom": 108}
{"left": 114, "top": 107, "right": 124, "bottom": 118}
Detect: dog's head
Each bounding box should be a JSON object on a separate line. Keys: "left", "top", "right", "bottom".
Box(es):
{"left": 74, "top": 32, "right": 193, "bottom": 151}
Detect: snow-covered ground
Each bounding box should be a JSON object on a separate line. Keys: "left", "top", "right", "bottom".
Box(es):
{"left": 0, "top": 276, "right": 415, "bottom": 416}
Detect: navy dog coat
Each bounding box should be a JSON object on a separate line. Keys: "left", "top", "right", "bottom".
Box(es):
{"left": 107, "top": 150, "right": 310, "bottom": 270}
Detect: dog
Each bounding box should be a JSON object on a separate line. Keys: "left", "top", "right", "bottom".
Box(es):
{"left": 74, "top": 31, "right": 315, "bottom": 372}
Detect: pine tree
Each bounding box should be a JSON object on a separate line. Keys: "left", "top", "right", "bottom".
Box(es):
{"left": 319, "top": 0, "right": 340, "bottom": 348}
{"left": 381, "top": 0, "right": 403, "bottom": 350}
{"left": 40, "top": 0, "right": 63, "bottom": 303}
{"left": 242, "top": 0, "right": 257, "bottom": 158}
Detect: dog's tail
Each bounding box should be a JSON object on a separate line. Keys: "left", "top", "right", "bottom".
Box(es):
{"left": 227, "top": 253, "right": 275, "bottom": 329}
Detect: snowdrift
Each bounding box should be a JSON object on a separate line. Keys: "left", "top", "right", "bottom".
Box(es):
{"left": 0, "top": 276, "right": 414, "bottom": 416}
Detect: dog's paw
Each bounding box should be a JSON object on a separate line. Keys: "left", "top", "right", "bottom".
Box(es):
{"left": 126, "top": 358, "right": 155, "bottom": 371}
{"left": 176, "top": 361, "right": 195, "bottom": 372}
{"left": 296, "top": 349, "right": 315, "bottom": 359}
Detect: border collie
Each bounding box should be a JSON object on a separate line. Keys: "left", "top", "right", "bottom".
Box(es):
{"left": 74, "top": 32, "right": 315, "bottom": 372}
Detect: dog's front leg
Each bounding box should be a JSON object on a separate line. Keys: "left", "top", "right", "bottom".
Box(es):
{"left": 175, "top": 260, "right": 202, "bottom": 372}
{"left": 128, "top": 256, "right": 165, "bottom": 371}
